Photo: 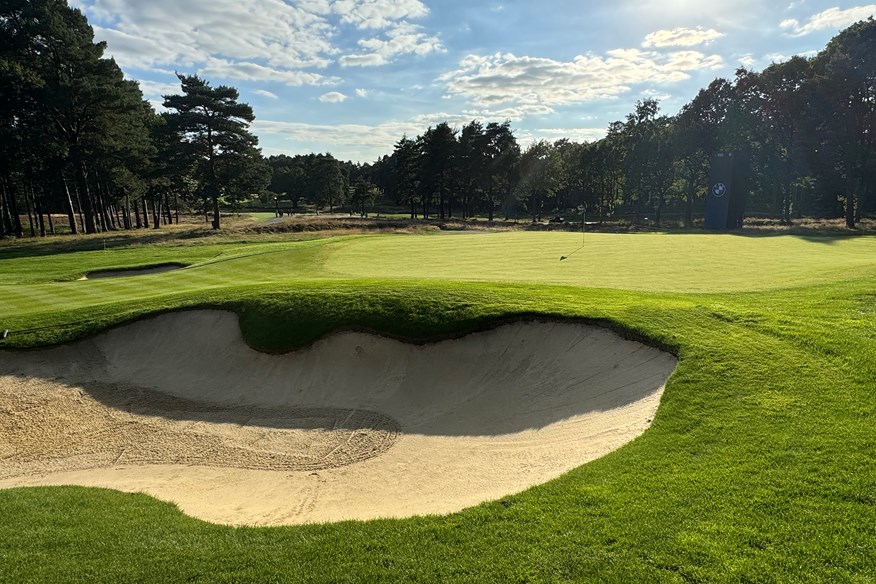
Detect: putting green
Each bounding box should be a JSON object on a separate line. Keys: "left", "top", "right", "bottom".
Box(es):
{"left": 321, "top": 231, "right": 876, "bottom": 292}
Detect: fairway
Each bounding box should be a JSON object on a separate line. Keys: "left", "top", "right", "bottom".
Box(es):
{"left": 1, "top": 229, "right": 876, "bottom": 582}
{"left": 2, "top": 232, "right": 876, "bottom": 322}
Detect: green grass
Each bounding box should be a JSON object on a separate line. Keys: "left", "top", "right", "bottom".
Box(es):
{"left": 1, "top": 230, "right": 876, "bottom": 582}
{"left": 323, "top": 231, "right": 876, "bottom": 292}
{"left": 246, "top": 212, "right": 280, "bottom": 223}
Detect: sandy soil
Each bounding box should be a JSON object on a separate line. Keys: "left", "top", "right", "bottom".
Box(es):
{"left": 0, "top": 311, "right": 676, "bottom": 526}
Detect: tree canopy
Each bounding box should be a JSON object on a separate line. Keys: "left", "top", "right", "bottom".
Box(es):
{"left": 163, "top": 74, "right": 265, "bottom": 229}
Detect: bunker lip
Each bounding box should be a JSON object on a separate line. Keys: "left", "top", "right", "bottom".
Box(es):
{"left": 79, "top": 262, "right": 188, "bottom": 280}
{"left": 0, "top": 310, "right": 677, "bottom": 526}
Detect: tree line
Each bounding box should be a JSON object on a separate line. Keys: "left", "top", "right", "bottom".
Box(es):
{"left": 2, "top": 1, "right": 874, "bottom": 239}
{"left": 0, "top": 0, "right": 266, "bottom": 237}
{"left": 313, "top": 19, "right": 873, "bottom": 229}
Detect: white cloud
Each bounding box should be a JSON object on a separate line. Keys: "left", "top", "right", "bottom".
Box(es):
{"left": 338, "top": 54, "right": 386, "bottom": 67}
{"left": 254, "top": 89, "right": 280, "bottom": 99}
{"left": 642, "top": 27, "right": 725, "bottom": 48}
{"left": 355, "top": 88, "right": 370, "bottom": 97}
{"left": 463, "top": 105, "right": 555, "bottom": 120}
{"left": 137, "top": 79, "right": 184, "bottom": 99}
{"left": 410, "top": 112, "right": 482, "bottom": 127}
{"left": 147, "top": 99, "right": 169, "bottom": 114}
{"left": 738, "top": 53, "right": 756, "bottom": 67}
{"left": 765, "top": 53, "right": 791, "bottom": 63}
{"left": 440, "top": 49, "right": 724, "bottom": 109}
{"left": 407, "top": 105, "right": 555, "bottom": 129}
{"left": 200, "top": 58, "right": 336, "bottom": 86}
{"left": 85, "top": 0, "right": 335, "bottom": 72}
{"left": 330, "top": 0, "right": 429, "bottom": 29}
{"left": 641, "top": 88, "right": 672, "bottom": 101}
{"left": 319, "top": 91, "right": 348, "bottom": 102}
{"left": 533, "top": 128, "right": 607, "bottom": 143}
{"left": 781, "top": 4, "right": 876, "bottom": 35}
{"left": 80, "top": 0, "right": 442, "bottom": 83}
{"left": 340, "top": 21, "right": 444, "bottom": 67}
{"left": 254, "top": 118, "right": 424, "bottom": 161}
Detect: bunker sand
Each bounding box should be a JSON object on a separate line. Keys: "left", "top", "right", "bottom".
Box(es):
{"left": 0, "top": 311, "right": 676, "bottom": 526}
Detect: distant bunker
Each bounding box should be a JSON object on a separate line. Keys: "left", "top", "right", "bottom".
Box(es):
{"left": 80, "top": 262, "right": 187, "bottom": 280}
{"left": 0, "top": 311, "right": 677, "bottom": 526}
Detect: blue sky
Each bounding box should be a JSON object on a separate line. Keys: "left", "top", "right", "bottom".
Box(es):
{"left": 70, "top": 0, "right": 876, "bottom": 162}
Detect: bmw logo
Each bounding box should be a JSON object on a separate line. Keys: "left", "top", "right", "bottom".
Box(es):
{"left": 712, "top": 183, "right": 727, "bottom": 197}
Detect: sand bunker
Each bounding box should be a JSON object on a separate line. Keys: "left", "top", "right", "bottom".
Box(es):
{"left": 0, "top": 311, "right": 676, "bottom": 526}
{"left": 80, "top": 262, "right": 186, "bottom": 280}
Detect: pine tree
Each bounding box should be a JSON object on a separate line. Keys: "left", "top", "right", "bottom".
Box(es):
{"left": 163, "top": 74, "right": 262, "bottom": 229}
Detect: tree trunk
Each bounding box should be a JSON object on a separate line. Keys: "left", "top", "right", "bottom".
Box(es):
{"left": 35, "top": 189, "right": 46, "bottom": 237}
{"left": 47, "top": 210, "right": 55, "bottom": 235}
{"left": 23, "top": 186, "right": 36, "bottom": 237}
{"left": 0, "top": 182, "right": 8, "bottom": 237}
{"left": 71, "top": 150, "right": 97, "bottom": 234}
{"left": 93, "top": 182, "right": 107, "bottom": 232}
{"left": 134, "top": 198, "right": 142, "bottom": 228}
{"left": 173, "top": 193, "right": 179, "bottom": 224}
{"left": 211, "top": 192, "right": 220, "bottom": 229}
{"left": 780, "top": 184, "right": 791, "bottom": 225}
{"left": 142, "top": 197, "right": 150, "bottom": 229}
{"left": 153, "top": 196, "right": 161, "bottom": 229}
{"left": 164, "top": 193, "right": 173, "bottom": 225}
{"left": 123, "top": 196, "right": 131, "bottom": 229}
{"left": 855, "top": 179, "right": 864, "bottom": 223}
{"left": 61, "top": 174, "right": 79, "bottom": 235}
{"left": 96, "top": 180, "right": 114, "bottom": 230}
{"left": 845, "top": 192, "right": 856, "bottom": 229}
{"left": 684, "top": 178, "right": 695, "bottom": 228}
{"left": 71, "top": 182, "right": 86, "bottom": 233}
{"left": 654, "top": 193, "right": 664, "bottom": 228}
{"left": 2, "top": 174, "right": 23, "bottom": 237}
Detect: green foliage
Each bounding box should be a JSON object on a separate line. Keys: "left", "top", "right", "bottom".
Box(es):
{"left": 0, "top": 0, "right": 153, "bottom": 235}
{"left": 266, "top": 153, "right": 347, "bottom": 213}
{"left": 420, "top": 122, "right": 458, "bottom": 219}
{"left": 348, "top": 177, "right": 378, "bottom": 216}
{"left": 163, "top": 74, "right": 266, "bottom": 229}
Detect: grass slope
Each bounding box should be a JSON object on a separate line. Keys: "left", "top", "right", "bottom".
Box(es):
{"left": 1, "top": 231, "right": 875, "bottom": 582}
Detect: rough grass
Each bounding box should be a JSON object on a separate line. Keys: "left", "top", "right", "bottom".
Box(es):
{"left": 1, "top": 230, "right": 875, "bottom": 582}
